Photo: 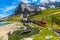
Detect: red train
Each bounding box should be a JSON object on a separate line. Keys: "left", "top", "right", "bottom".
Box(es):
{"left": 33, "top": 21, "right": 46, "bottom": 27}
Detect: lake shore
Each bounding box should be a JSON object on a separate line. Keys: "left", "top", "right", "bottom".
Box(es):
{"left": 0, "top": 22, "right": 18, "bottom": 38}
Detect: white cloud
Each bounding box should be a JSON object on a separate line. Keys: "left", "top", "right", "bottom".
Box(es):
{"left": 3, "top": 13, "right": 6, "bottom": 15}
{"left": 41, "top": 0, "right": 56, "bottom": 3}
{"left": 21, "top": 0, "right": 29, "bottom": 3}
{"left": 40, "top": 0, "right": 49, "bottom": 3}
{"left": 33, "top": 0, "right": 37, "bottom": 2}
{"left": 39, "top": 7, "right": 46, "bottom": 10}
{"left": 0, "top": 14, "right": 4, "bottom": 18}
{"left": 28, "top": 1, "right": 31, "bottom": 3}
{"left": 0, "top": 13, "right": 8, "bottom": 18}
{"left": 20, "top": 0, "right": 39, "bottom": 3}
{"left": 49, "top": 5, "right": 55, "bottom": 8}
{"left": 0, "top": 5, "right": 17, "bottom": 18}
{"left": 40, "top": 0, "right": 45, "bottom": 2}
{"left": 50, "top": 0, "right": 56, "bottom": 2}
{"left": 3, "top": 6, "right": 17, "bottom": 12}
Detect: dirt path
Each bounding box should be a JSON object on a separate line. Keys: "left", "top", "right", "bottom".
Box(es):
{"left": 0, "top": 22, "right": 18, "bottom": 38}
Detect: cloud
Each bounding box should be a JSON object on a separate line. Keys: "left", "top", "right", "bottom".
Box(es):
{"left": 0, "top": 5, "right": 17, "bottom": 18}
{"left": 3, "top": 13, "right": 6, "bottom": 15}
{"left": 33, "top": 0, "right": 37, "bottom": 2}
{"left": 0, "top": 13, "right": 7, "bottom": 17}
{"left": 20, "top": 0, "right": 38, "bottom": 3}
{"left": 50, "top": 0, "right": 56, "bottom": 2}
{"left": 3, "top": 6, "right": 17, "bottom": 12}
{"left": 21, "top": 0, "right": 29, "bottom": 3}
{"left": 40, "top": 0, "right": 45, "bottom": 2}
{"left": 41, "top": 0, "right": 56, "bottom": 3}
{"left": 0, "top": 14, "right": 4, "bottom": 18}
{"left": 0, "top": 13, "right": 9, "bottom": 18}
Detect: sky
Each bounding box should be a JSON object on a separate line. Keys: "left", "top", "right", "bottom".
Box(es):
{"left": 0, "top": 0, "right": 60, "bottom": 18}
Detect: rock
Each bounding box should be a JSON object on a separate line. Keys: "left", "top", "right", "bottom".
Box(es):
{"left": 59, "top": 37, "right": 60, "bottom": 38}
{"left": 21, "top": 37, "right": 33, "bottom": 40}
{"left": 31, "top": 26, "right": 34, "bottom": 27}
{"left": 46, "top": 27, "right": 51, "bottom": 30}
{"left": 50, "top": 36, "right": 53, "bottom": 38}
{"left": 2, "top": 34, "right": 8, "bottom": 40}
{"left": 48, "top": 28, "right": 51, "bottom": 30}
{"left": 45, "top": 36, "right": 53, "bottom": 39}
{"left": 40, "top": 30, "right": 42, "bottom": 33}
{"left": 53, "top": 30, "right": 60, "bottom": 37}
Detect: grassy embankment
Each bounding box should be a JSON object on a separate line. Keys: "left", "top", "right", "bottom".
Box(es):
{"left": 29, "top": 8, "right": 60, "bottom": 29}
{"left": 4, "top": 15, "right": 23, "bottom": 22}
{"left": 30, "top": 23, "right": 60, "bottom": 40}
{"left": 8, "top": 23, "right": 60, "bottom": 40}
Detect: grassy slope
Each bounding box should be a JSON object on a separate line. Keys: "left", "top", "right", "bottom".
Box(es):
{"left": 33, "top": 27, "right": 60, "bottom": 40}
{"left": 8, "top": 23, "right": 60, "bottom": 40}
{"left": 30, "top": 23, "right": 60, "bottom": 40}
{"left": 29, "top": 8, "right": 60, "bottom": 29}
{"left": 4, "top": 15, "right": 22, "bottom": 22}
{"left": 29, "top": 8, "right": 60, "bottom": 19}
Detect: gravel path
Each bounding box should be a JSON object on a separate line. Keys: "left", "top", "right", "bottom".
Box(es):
{"left": 0, "top": 22, "right": 18, "bottom": 38}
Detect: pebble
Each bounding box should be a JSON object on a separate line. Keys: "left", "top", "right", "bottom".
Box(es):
{"left": 48, "top": 28, "right": 51, "bottom": 30}
{"left": 21, "top": 37, "right": 33, "bottom": 40}
{"left": 45, "top": 36, "right": 53, "bottom": 39}
{"left": 46, "top": 27, "right": 51, "bottom": 30}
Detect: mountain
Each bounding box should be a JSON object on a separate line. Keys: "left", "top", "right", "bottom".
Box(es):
{"left": 3, "top": 1, "right": 60, "bottom": 20}
{"left": 54, "top": 2, "right": 60, "bottom": 7}
{"left": 3, "top": 2, "right": 41, "bottom": 21}
{"left": 40, "top": 0, "right": 60, "bottom": 8}
{"left": 1, "top": 2, "right": 42, "bottom": 21}
{"left": 0, "top": 16, "right": 9, "bottom": 21}
{"left": 13, "top": 2, "right": 40, "bottom": 16}
{"left": 11, "top": 1, "right": 60, "bottom": 16}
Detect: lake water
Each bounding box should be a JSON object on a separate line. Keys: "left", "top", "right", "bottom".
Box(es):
{"left": 0, "top": 22, "right": 11, "bottom": 26}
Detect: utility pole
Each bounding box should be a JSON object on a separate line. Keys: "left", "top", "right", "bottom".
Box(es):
{"left": 52, "top": 15, "right": 54, "bottom": 27}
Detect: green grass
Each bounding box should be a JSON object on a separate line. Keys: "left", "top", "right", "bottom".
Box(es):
{"left": 32, "top": 28, "right": 60, "bottom": 40}
{"left": 29, "top": 8, "right": 60, "bottom": 19}
{"left": 8, "top": 27, "right": 39, "bottom": 40}
{"left": 8, "top": 23, "right": 60, "bottom": 40}
{"left": 4, "top": 15, "right": 23, "bottom": 22}
{"left": 29, "top": 8, "right": 60, "bottom": 40}
{"left": 43, "top": 14, "right": 60, "bottom": 29}
{"left": 29, "top": 23, "right": 60, "bottom": 40}
{"left": 29, "top": 8, "right": 60, "bottom": 30}
{"left": 33, "top": 28, "right": 59, "bottom": 40}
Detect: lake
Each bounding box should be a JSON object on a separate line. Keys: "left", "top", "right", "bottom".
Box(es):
{"left": 0, "top": 22, "right": 11, "bottom": 26}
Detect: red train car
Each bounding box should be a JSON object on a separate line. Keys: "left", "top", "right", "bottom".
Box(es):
{"left": 40, "top": 22, "right": 46, "bottom": 27}
{"left": 33, "top": 21, "right": 46, "bottom": 27}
